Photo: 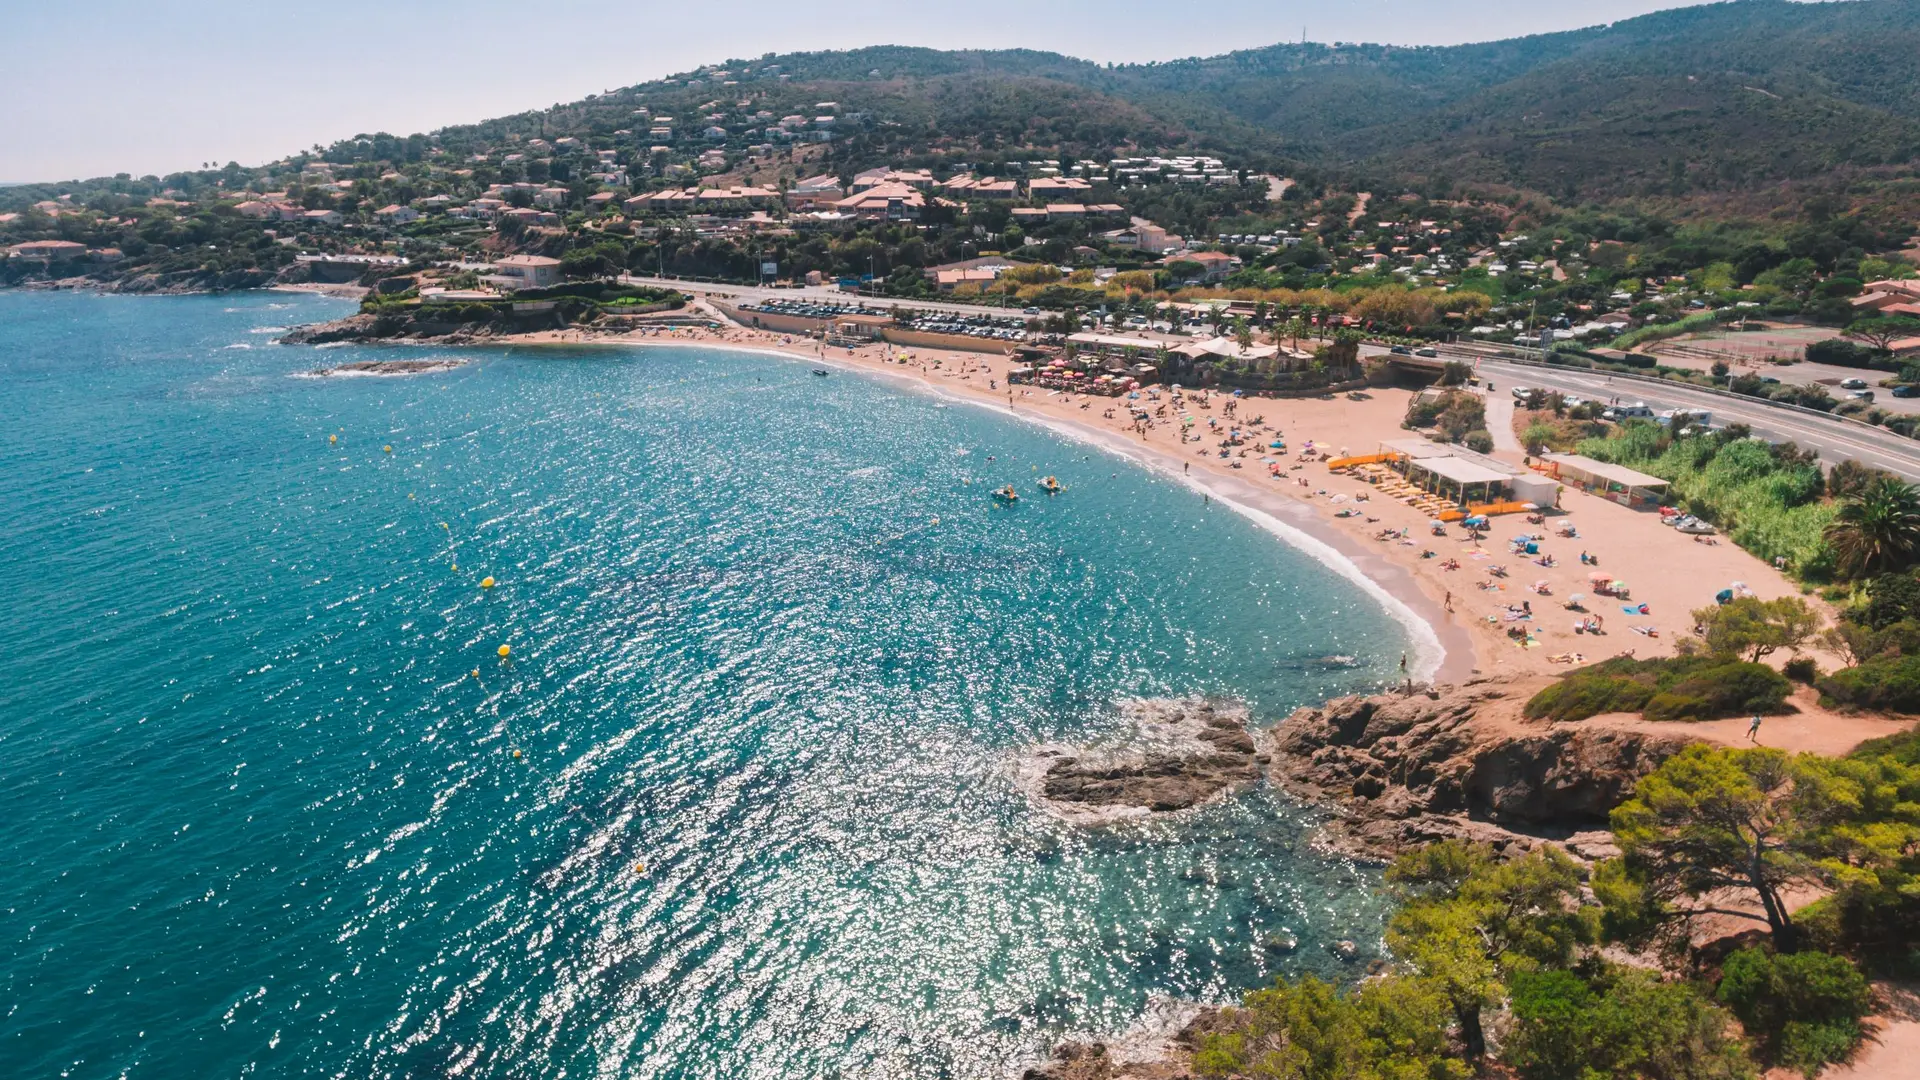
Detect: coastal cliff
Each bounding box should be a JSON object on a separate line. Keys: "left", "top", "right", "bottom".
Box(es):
{"left": 1267, "top": 678, "right": 1693, "bottom": 861}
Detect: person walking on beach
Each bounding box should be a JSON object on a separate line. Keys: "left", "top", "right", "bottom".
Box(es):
{"left": 1443, "top": 591, "right": 1453, "bottom": 613}
{"left": 1748, "top": 714, "right": 1763, "bottom": 742}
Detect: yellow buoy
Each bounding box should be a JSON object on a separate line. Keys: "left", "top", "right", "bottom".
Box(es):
{"left": 480, "top": 576, "right": 496, "bottom": 589}
{"left": 931, "top": 517, "right": 940, "bottom": 525}
{"left": 633, "top": 862, "right": 646, "bottom": 874}
{"left": 383, "top": 445, "right": 393, "bottom": 454}
{"left": 440, "top": 522, "right": 450, "bottom": 531}
{"left": 407, "top": 493, "right": 415, "bottom": 500}
{"left": 471, "top": 669, "right": 480, "bottom": 678}
{"left": 328, "top": 434, "right": 337, "bottom": 444}
{"left": 512, "top": 749, "right": 522, "bottom": 759}
{"left": 497, "top": 644, "right": 511, "bottom": 658}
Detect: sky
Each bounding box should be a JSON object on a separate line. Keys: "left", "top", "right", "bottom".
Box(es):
{"left": 2, "top": 0, "right": 1732, "bottom": 183}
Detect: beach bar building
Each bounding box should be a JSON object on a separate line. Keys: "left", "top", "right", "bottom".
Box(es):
{"left": 1379, "top": 439, "right": 1524, "bottom": 507}
{"left": 1534, "top": 453, "right": 1669, "bottom": 509}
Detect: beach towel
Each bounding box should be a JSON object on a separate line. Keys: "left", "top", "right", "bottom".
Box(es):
{"left": 1622, "top": 604, "right": 1650, "bottom": 615}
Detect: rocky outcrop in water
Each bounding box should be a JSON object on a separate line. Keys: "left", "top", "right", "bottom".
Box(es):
{"left": 304, "top": 358, "right": 468, "bottom": 377}
{"left": 1018, "top": 699, "right": 1266, "bottom": 825}
{"left": 1267, "top": 678, "right": 1694, "bottom": 860}
{"left": 1021, "top": 999, "right": 1217, "bottom": 1080}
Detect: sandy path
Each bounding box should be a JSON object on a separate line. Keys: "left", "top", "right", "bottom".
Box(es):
{"left": 1484, "top": 390, "right": 1524, "bottom": 453}
{"left": 1819, "top": 983, "right": 1920, "bottom": 1080}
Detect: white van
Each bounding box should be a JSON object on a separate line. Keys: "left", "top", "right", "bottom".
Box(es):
{"left": 1603, "top": 402, "right": 1655, "bottom": 421}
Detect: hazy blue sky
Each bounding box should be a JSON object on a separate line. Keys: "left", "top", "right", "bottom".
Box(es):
{"left": 4, "top": 0, "right": 1726, "bottom": 182}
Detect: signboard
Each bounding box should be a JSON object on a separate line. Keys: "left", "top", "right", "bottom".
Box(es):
{"left": 760, "top": 261, "right": 778, "bottom": 277}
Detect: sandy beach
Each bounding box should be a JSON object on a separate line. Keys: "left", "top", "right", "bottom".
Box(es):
{"left": 502, "top": 314, "right": 1816, "bottom": 685}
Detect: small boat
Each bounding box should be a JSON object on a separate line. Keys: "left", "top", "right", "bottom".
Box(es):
{"left": 993, "top": 485, "right": 1020, "bottom": 503}
{"left": 1038, "top": 475, "right": 1065, "bottom": 495}
{"left": 811, "top": 368, "right": 830, "bottom": 377}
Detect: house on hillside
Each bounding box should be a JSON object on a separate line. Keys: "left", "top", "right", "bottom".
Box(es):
{"left": 303, "top": 209, "right": 344, "bottom": 226}
{"left": 376, "top": 204, "right": 419, "bottom": 224}
{"left": 8, "top": 239, "right": 86, "bottom": 260}
{"left": 785, "top": 173, "right": 845, "bottom": 210}
{"left": 833, "top": 182, "right": 923, "bottom": 221}
{"left": 483, "top": 254, "right": 562, "bottom": 291}
{"left": 694, "top": 185, "right": 778, "bottom": 211}
{"left": 1164, "top": 250, "right": 1236, "bottom": 283}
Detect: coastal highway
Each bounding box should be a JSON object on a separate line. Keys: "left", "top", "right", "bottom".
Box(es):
{"left": 623, "top": 273, "right": 1920, "bottom": 479}
{"left": 1467, "top": 356, "right": 1920, "bottom": 482}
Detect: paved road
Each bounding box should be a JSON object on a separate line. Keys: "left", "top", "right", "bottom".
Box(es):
{"left": 625, "top": 273, "right": 1920, "bottom": 478}
{"left": 1471, "top": 356, "right": 1920, "bottom": 481}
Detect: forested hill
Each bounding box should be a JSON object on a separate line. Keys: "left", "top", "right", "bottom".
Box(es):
{"left": 16, "top": 0, "right": 1920, "bottom": 217}
{"left": 599, "top": 0, "right": 1920, "bottom": 207}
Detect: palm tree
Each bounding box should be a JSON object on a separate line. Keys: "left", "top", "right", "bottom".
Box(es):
{"left": 1826, "top": 475, "right": 1920, "bottom": 579}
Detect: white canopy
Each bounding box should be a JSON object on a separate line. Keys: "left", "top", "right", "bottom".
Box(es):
{"left": 1418, "top": 457, "right": 1514, "bottom": 486}
{"left": 1540, "top": 453, "right": 1669, "bottom": 490}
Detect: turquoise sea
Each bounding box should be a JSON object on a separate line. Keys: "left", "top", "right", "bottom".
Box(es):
{"left": 0, "top": 291, "right": 1411, "bottom": 1078}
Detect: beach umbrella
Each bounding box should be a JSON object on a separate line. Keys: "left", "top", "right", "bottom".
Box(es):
{"left": 1588, "top": 571, "right": 1610, "bottom": 583}
{"left": 1568, "top": 593, "right": 1585, "bottom": 603}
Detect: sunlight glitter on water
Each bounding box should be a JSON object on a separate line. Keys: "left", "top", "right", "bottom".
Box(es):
{"left": 0, "top": 291, "right": 1404, "bottom": 1079}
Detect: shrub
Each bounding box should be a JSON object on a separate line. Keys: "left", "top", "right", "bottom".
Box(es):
{"left": 1805, "top": 338, "right": 1883, "bottom": 369}
{"left": 1783, "top": 656, "right": 1819, "bottom": 684}
{"left": 1817, "top": 653, "right": 1920, "bottom": 712}
{"left": 1527, "top": 657, "right": 1790, "bottom": 722}
{"left": 1509, "top": 967, "right": 1754, "bottom": 1080}
{"left": 1463, "top": 429, "right": 1494, "bottom": 453}
{"left": 1649, "top": 661, "right": 1792, "bottom": 720}
{"left": 1716, "top": 947, "right": 1870, "bottom": 1076}
{"left": 1524, "top": 665, "right": 1657, "bottom": 722}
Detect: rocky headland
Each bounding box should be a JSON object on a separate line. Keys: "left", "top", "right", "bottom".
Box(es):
{"left": 1266, "top": 677, "right": 1692, "bottom": 862}
{"left": 1014, "top": 678, "right": 1704, "bottom": 1078}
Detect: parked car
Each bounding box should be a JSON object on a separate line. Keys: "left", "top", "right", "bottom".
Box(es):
{"left": 1389, "top": 345, "right": 1411, "bottom": 355}
{"left": 1848, "top": 389, "right": 1875, "bottom": 401}
{"left": 1841, "top": 377, "right": 1868, "bottom": 390}
{"left": 1892, "top": 385, "right": 1917, "bottom": 398}
{"left": 1511, "top": 386, "right": 1534, "bottom": 401}
{"left": 1414, "top": 347, "right": 1439, "bottom": 358}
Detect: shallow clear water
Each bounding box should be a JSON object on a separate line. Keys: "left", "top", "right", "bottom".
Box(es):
{"left": 0, "top": 291, "right": 1408, "bottom": 1079}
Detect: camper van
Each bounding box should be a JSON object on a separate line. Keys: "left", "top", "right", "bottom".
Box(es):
{"left": 1655, "top": 408, "right": 1713, "bottom": 428}
{"left": 1602, "top": 402, "right": 1655, "bottom": 421}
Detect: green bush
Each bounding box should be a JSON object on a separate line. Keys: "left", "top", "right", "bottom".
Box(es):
{"left": 1805, "top": 338, "right": 1883, "bottom": 369}
{"left": 1642, "top": 661, "right": 1792, "bottom": 721}
{"left": 1783, "top": 656, "right": 1819, "bottom": 684}
{"left": 1716, "top": 947, "right": 1870, "bottom": 1076}
{"left": 1817, "top": 654, "right": 1920, "bottom": 712}
{"left": 1508, "top": 967, "right": 1755, "bottom": 1080}
{"left": 1464, "top": 429, "right": 1495, "bottom": 453}
{"left": 1527, "top": 657, "right": 1790, "bottom": 722}
{"left": 1524, "top": 664, "right": 1657, "bottom": 722}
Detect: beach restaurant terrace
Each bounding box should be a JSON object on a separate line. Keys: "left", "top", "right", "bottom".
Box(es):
{"left": 1379, "top": 439, "right": 1521, "bottom": 506}
{"left": 1536, "top": 453, "right": 1669, "bottom": 508}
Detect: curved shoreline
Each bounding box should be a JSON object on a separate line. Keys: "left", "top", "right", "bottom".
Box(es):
{"left": 490, "top": 335, "right": 1463, "bottom": 683}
